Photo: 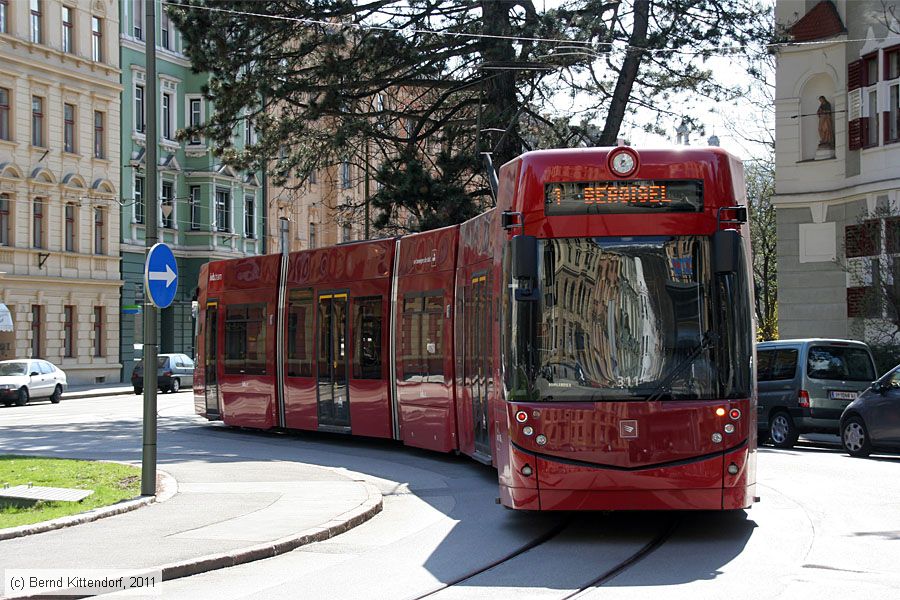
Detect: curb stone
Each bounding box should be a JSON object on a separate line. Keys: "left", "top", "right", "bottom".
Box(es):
{"left": 0, "top": 469, "right": 177, "bottom": 541}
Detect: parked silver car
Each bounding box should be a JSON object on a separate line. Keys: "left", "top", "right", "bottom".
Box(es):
{"left": 757, "top": 339, "right": 877, "bottom": 448}
{"left": 840, "top": 364, "right": 900, "bottom": 457}
{"left": 0, "top": 359, "right": 68, "bottom": 406}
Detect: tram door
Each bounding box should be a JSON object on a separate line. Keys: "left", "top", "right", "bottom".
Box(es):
{"left": 204, "top": 302, "right": 221, "bottom": 417}
{"left": 317, "top": 292, "right": 350, "bottom": 429}
{"left": 469, "top": 275, "right": 491, "bottom": 457}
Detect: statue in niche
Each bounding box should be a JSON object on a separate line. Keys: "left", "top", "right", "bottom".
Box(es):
{"left": 817, "top": 96, "right": 835, "bottom": 149}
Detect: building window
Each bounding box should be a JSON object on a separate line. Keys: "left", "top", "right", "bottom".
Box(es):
{"left": 64, "top": 103, "right": 76, "bottom": 153}
{"left": 160, "top": 8, "right": 170, "bottom": 50}
{"left": 189, "top": 185, "right": 201, "bottom": 230}
{"left": 0, "top": 194, "right": 9, "bottom": 246}
{"left": 309, "top": 168, "right": 316, "bottom": 184}
{"left": 308, "top": 222, "right": 317, "bottom": 249}
{"left": 93, "top": 306, "right": 103, "bottom": 357}
{"left": 244, "top": 195, "right": 255, "bottom": 238}
{"left": 62, "top": 5, "right": 74, "bottom": 53}
{"left": 30, "top": 0, "right": 42, "bottom": 44}
{"left": 94, "top": 207, "right": 105, "bottom": 254}
{"left": 161, "top": 181, "right": 174, "bottom": 228}
{"left": 134, "top": 176, "right": 144, "bottom": 224}
{"left": 64, "top": 203, "right": 76, "bottom": 252}
{"left": 135, "top": 84, "right": 145, "bottom": 134}
{"left": 846, "top": 221, "right": 881, "bottom": 259}
{"left": 133, "top": 0, "right": 143, "bottom": 39}
{"left": 189, "top": 98, "right": 202, "bottom": 144}
{"left": 0, "top": 0, "right": 8, "bottom": 35}
{"left": 887, "top": 47, "right": 900, "bottom": 144}
{"left": 867, "top": 88, "right": 879, "bottom": 147}
{"left": 32, "top": 96, "right": 44, "bottom": 147}
{"left": 244, "top": 118, "right": 252, "bottom": 146}
{"left": 342, "top": 223, "right": 351, "bottom": 243}
{"left": 94, "top": 111, "right": 105, "bottom": 158}
{"left": 162, "top": 93, "right": 172, "bottom": 140}
{"left": 91, "top": 16, "right": 102, "bottom": 62}
{"left": 32, "top": 199, "right": 44, "bottom": 248}
{"left": 63, "top": 306, "right": 75, "bottom": 358}
{"left": 0, "top": 88, "right": 9, "bottom": 141}
{"left": 31, "top": 305, "right": 43, "bottom": 358}
{"left": 215, "top": 188, "right": 230, "bottom": 232}
{"left": 341, "top": 161, "right": 351, "bottom": 189}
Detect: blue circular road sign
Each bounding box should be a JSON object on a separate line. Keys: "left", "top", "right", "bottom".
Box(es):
{"left": 144, "top": 243, "right": 179, "bottom": 309}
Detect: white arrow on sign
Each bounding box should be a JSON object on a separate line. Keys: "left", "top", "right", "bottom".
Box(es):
{"left": 148, "top": 264, "right": 177, "bottom": 287}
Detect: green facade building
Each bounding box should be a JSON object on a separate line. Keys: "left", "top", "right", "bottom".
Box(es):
{"left": 119, "top": 0, "right": 264, "bottom": 379}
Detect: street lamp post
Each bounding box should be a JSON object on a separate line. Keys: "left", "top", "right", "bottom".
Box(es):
{"left": 140, "top": 0, "right": 159, "bottom": 498}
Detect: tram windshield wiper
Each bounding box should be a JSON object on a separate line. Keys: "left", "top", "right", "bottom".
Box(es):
{"left": 645, "top": 333, "right": 716, "bottom": 403}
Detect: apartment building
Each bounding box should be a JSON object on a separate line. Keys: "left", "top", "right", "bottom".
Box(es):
{"left": 774, "top": 0, "right": 900, "bottom": 346}
{"left": 0, "top": 0, "right": 121, "bottom": 384}
{"left": 119, "top": 0, "right": 263, "bottom": 376}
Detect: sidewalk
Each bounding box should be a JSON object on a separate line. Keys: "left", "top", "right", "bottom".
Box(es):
{"left": 1, "top": 383, "right": 384, "bottom": 598}
{"left": 64, "top": 380, "right": 139, "bottom": 399}
{"left": 0, "top": 461, "right": 382, "bottom": 598}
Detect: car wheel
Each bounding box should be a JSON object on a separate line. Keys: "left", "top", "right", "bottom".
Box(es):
{"left": 50, "top": 385, "right": 62, "bottom": 404}
{"left": 15, "top": 387, "right": 29, "bottom": 407}
{"left": 842, "top": 416, "right": 872, "bottom": 458}
{"left": 768, "top": 411, "right": 798, "bottom": 449}
{"left": 134, "top": 387, "right": 142, "bottom": 395}
{"left": 170, "top": 378, "right": 181, "bottom": 393}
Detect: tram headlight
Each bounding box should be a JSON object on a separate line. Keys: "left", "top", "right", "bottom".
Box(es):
{"left": 523, "top": 426, "right": 534, "bottom": 436}
{"left": 521, "top": 465, "right": 533, "bottom": 477}
{"left": 711, "top": 432, "right": 723, "bottom": 443}
{"left": 727, "top": 463, "right": 740, "bottom": 475}
{"left": 535, "top": 434, "right": 548, "bottom": 446}
{"left": 715, "top": 407, "right": 726, "bottom": 417}
{"left": 724, "top": 423, "right": 735, "bottom": 434}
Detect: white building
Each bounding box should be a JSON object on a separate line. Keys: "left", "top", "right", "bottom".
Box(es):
{"left": 774, "top": 0, "right": 900, "bottom": 351}
{"left": 0, "top": 0, "right": 122, "bottom": 384}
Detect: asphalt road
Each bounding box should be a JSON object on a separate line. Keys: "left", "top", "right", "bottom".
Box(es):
{"left": 1, "top": 393, "right": 898, "bottom": 600}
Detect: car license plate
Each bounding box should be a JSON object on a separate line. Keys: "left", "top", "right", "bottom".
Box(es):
{"left": 830, "top": 391, "right": 857, "bottom": 400}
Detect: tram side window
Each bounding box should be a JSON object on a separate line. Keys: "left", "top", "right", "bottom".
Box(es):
{"left": 401, "top": 292, "right": 444, "bottom": 382}
{"left": 224, "top": 303, "right": 267, "bottom": 375}
{"left": 353, "top": 296, "right": 383, "bottom": 379}
{"left": 287, "top": 290, "right": 314, "bottom": 377}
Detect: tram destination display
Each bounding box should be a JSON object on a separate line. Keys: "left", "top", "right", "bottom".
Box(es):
{"left": 545, "top": 180, "right": 703, "bottom": 215}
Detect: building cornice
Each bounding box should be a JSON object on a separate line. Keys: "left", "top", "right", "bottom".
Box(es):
{"left": 0, "top": 49, "right": 122, "bottom": 93}
{"left": 120, "top": 37, "right": 193, "bottom": 69}
{"left": 773, "top": 176, "right": 900, "bottom": 206}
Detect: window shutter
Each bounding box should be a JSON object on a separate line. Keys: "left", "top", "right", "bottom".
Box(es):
{"left": 848, "top": 59, "right": 863, "bottom": 90}
{"left": 848, "top": 83, "right": 863, "bottom": 150}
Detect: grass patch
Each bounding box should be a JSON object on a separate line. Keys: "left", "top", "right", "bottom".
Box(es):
{"left": 0, "top": 455, "right": 142, "bottom": 529}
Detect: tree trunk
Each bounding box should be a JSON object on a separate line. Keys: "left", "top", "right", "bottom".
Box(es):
{"left": 598, "top": 0, "right": 650, "bottom": 146}
{"left": 481, "top": 0, "right": 521, "bottom": 166}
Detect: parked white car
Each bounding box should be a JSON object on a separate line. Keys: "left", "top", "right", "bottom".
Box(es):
{"left": 0, "top": 359, "right": 68, "bottom": 407}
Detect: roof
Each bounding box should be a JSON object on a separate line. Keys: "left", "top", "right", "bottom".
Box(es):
{"left": 757, "top": 338, "right": 870, "bottom": 347}
{"left": 788, "top": 1, "right": 845, "bottom": 42}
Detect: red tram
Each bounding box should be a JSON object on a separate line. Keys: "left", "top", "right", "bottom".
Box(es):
{"left": 194, "top": 146, "right": 757, "bottom": 511}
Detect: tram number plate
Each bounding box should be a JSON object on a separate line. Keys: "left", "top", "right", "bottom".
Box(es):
{"left": 829, "top": 391, "right": 857, "bottom": 400}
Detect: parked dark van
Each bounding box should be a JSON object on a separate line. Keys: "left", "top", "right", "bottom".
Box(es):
{"left": 757, "top": 339, "right": 877, "bottom": 448}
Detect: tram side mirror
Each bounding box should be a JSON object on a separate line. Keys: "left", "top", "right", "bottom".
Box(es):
{"left": 713, "top": 229, "right": 741, "bottom": 274}
{"left": 510, "top": 235, "right": 538, "bottom": 302}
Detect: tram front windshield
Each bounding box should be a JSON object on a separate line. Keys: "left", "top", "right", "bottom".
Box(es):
{"left": 513, "top": 236, "right": 746, "bottom": 402}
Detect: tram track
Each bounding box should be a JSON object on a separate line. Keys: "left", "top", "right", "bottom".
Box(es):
{"left": 407, "top": 515, "right": 680, "bottom": 600}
